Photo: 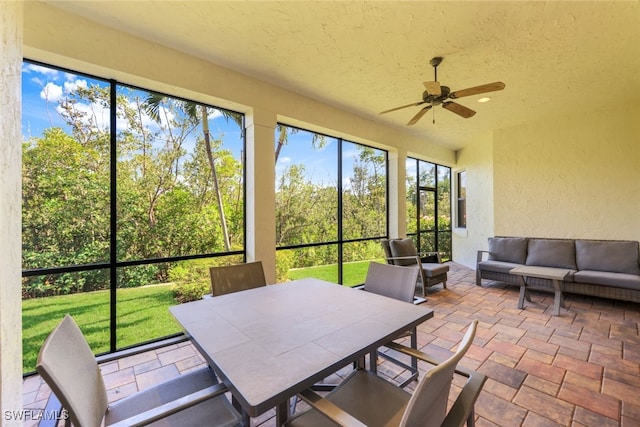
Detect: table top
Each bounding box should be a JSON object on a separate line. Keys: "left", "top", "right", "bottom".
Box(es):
{"left": 169, "top": 278, "right": 434, "bottom": 416}
{"left": 510, "top": 265, "right": 572, "bottom": 280}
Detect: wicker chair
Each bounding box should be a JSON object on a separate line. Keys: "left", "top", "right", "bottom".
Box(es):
{"left": 381, "top": 238, "right": 449, "bottom": 296}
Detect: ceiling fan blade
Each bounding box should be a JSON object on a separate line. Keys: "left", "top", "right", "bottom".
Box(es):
{"left": 442, "top": 101, "right": 476, "bottom": 118}
{"left": 449, "top": 82, "right": 505, "bottom": 99}
{"left": 407, "top": 105, "right": 433, "bottom": 125}
{"left": 379, "top": 101, "right": 425, "bottom": 115}
{"left": 423, "top": 81, "right": 441, "bottom": 96}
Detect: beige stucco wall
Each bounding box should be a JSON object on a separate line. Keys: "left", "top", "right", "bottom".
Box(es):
{"left": 493, "top": 105, "right": 640, "bottom": 241}
{"left": 452, "top": 132, "right": 494, "bottom": 268}
{"left": 455, "top": 104, "right": 640, "bottom": 269}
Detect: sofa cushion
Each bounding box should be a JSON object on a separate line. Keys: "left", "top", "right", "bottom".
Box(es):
{"left": 478, "top": 260, "right": 523, "bottom": 275}
{"left": 575, "top": 240, "right": 640, "bottom": 275}
{"left": 488, "top": 237, "right": 528, "bottom": 264}
{"left": 389, "top": 238, "right": 418, "bottom": 266}
{"left": 574, "top": 270, "right": 640, "bottom": 290}
{"left": 525, "top": 239, "right": 577, "bottom": 270}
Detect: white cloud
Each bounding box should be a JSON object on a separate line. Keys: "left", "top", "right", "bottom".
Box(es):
{"left": 40, "top": 82, "right": 63, "bottom": 102}
{"left": 55, "top": 100, "right": 110, "bottom": 132}
{"left": 208, "top": 109, "right": 223, "bottom": 120}
{"left": 279, "top": 156, "right": 292, "bottom": 164}
{"left": 23, "top": 63, "right": 60, "bottom": 78}
{"left": 64, "top": 79, "right": 87, "bottom": 94}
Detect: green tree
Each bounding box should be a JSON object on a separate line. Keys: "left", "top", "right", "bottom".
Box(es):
{"left": 144, "top": 93, "right": 242, "bottom": 251}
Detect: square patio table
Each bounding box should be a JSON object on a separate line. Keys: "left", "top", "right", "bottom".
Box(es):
{"left": 169, "top": 277, "right": 434, "bottom": 425}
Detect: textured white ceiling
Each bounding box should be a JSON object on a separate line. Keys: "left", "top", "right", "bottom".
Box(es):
{"left": 45, "top": 1, "right": 640, "bottom": 150}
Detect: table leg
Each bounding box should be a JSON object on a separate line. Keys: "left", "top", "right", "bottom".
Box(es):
{"left": 232, "top": 396, "right": 250, "bottom": 427}
{"left": 517, "top": 276, "right": 531, "bottom": 309}
{"left": 551, "top": 279, "right": 565, "bottom": 316}
{"left": 355, "top": 355, "right": 366, "bottom": 369}
{"left": 276, "top": 401, "right": 289, "bottom": 426}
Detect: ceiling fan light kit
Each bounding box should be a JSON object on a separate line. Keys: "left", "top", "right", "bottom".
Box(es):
{"left": 380, "top": 56, "right": 505, "bottom": 125}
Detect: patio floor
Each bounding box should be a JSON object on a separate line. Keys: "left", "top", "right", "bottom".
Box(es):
{"left": 23, "top": 262, "right": 640, "bottom": 426}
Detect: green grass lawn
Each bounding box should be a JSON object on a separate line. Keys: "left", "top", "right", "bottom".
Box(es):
{"left": 287, "top": 259, "right": 383, "bottom": 286}
{"left": 22, "top": 284, "right": 181, "bottom": 373}
{"left": 22, "top": 260, "right": 381, "bottom": 374}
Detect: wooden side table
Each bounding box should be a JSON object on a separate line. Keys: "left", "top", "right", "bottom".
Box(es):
{"left": 510, "top": 266, "right": 571, "bottom": 316}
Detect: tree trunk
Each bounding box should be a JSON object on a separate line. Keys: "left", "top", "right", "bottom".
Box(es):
{"left": 201, "top": 106, "right": 231, "bottom": 251}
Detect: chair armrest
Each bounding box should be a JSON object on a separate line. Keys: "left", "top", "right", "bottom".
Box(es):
{"left": 441, "top": 370, "right": 487, "bottom": 427}
{"left": 109, "top": 383, "right": 230, "bottom": 427}
{"left": 385, "top": 342, "right": 487, "bottom": 427}
{"left": 419, "top": 251, "right": 444, "bottom": 263}
{"left": 297, "top": 389, "right": 367, "bottom": 427}
{"left": 385, "top": 255, "right": 421, "bottom": 265}
{"left": 477, "top": 250, "right": 490, "bottom": 263}
{"left": 384, "top": 342, "right": 476, "bottom": 379}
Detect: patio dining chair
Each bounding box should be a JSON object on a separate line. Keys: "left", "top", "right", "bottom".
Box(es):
{"left": 286, "top": 320, "right": 485, "bottom": 427}
{"left": 381, "top": 238, "right": 449, "bottom": 297}
{"left": 209, "top": 260, "right": 267, "bottom": 296}
{"left": 36, "top": 314, "right": 241, "bottom": 427}
{"left": 362, "top": 261, "right": 422, "bottom": 386}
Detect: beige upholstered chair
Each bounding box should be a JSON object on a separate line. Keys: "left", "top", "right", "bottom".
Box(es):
{"left": 209, "top": 261, "right": 266, "bottom": 296}
{"left": 381, "top": 238, "right": 449, "bottom": 297}
{"left": 363, "top": 261, "right": 419, "bottom": 303}
{"left": 286, "top": 321, "right": 485, "bottom": 427}
{"left": 363, "top": 262, "right": 421, "bottom": 386}
{"left": 36, "top": 314, "right": 241, "bottom": 427}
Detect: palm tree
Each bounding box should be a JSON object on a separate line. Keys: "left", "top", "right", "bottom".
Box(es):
{"left": 144, "top": 93, "right": 242, "bottom": 251}
{"left": 275, "top": 125, "right": 327, "bottom": 164}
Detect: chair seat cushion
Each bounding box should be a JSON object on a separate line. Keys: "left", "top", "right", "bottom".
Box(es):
{"left": 421, "top": 263, "right": 449, "bottom": 277}
{"left": 287, "top": 371, "right": 409, "bottom": 427}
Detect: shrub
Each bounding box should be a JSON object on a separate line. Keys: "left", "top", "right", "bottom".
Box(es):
{"left": 173, "top": 281, "right": 209, "bottom": 303}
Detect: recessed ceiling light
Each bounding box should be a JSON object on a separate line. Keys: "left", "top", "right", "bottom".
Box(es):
{"left": 478, "top": 97, "right": 491, "bottom": 103}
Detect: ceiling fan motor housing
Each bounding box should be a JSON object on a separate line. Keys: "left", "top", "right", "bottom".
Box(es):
{"left": 423, "top": 86, "right": 450, "bottom": 105}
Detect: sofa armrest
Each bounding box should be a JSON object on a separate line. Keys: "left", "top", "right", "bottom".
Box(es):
{"left": 476, "top": 250, "right": 490, "bottom": 286}
{"left": 477, "top": 250, "right": 490, "bottom": 263}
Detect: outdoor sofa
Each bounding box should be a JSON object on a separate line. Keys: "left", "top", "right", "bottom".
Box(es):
{"left": 476, "top": 236, "right": 640, "bottom": 303}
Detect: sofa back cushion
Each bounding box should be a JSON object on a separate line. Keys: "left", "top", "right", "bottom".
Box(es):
{"left": 488, "top": 237, "right": 528, "bottom": 264}
{"left": 575, "top": 240, "right": 640, "bottom": 275}
{"left": 526, "top": 239, "right": 577, "bottom": 270}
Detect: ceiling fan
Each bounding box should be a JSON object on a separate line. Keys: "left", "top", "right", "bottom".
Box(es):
{"left": 380, "top": 57, "right": 505, "bottom": 125}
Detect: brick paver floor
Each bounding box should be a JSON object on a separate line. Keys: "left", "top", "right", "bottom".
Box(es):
{"left": 23, "top": 262, "right": 640, "bottom": 426}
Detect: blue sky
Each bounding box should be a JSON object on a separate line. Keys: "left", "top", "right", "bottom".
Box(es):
{"left": 22, "top": 60, "right": 377, "bottom": 186}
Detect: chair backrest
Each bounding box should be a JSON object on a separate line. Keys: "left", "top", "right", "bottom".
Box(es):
{"left": 400, "top": 320, "right": 478, "bottom": 427}
{"left": 364, "top": 261, "right": 418, "bottom": 303}
{"left": 388, "top": 238, "right": 419, "bottom": 267}
{"left": 380, "top": 239, "right": 394, "bottom": 264}
{"left": 36, "top": 314, "right": 109, "bottom": 427}
{"left": 209, "top": 261, "right": 267, "bottom": 296}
